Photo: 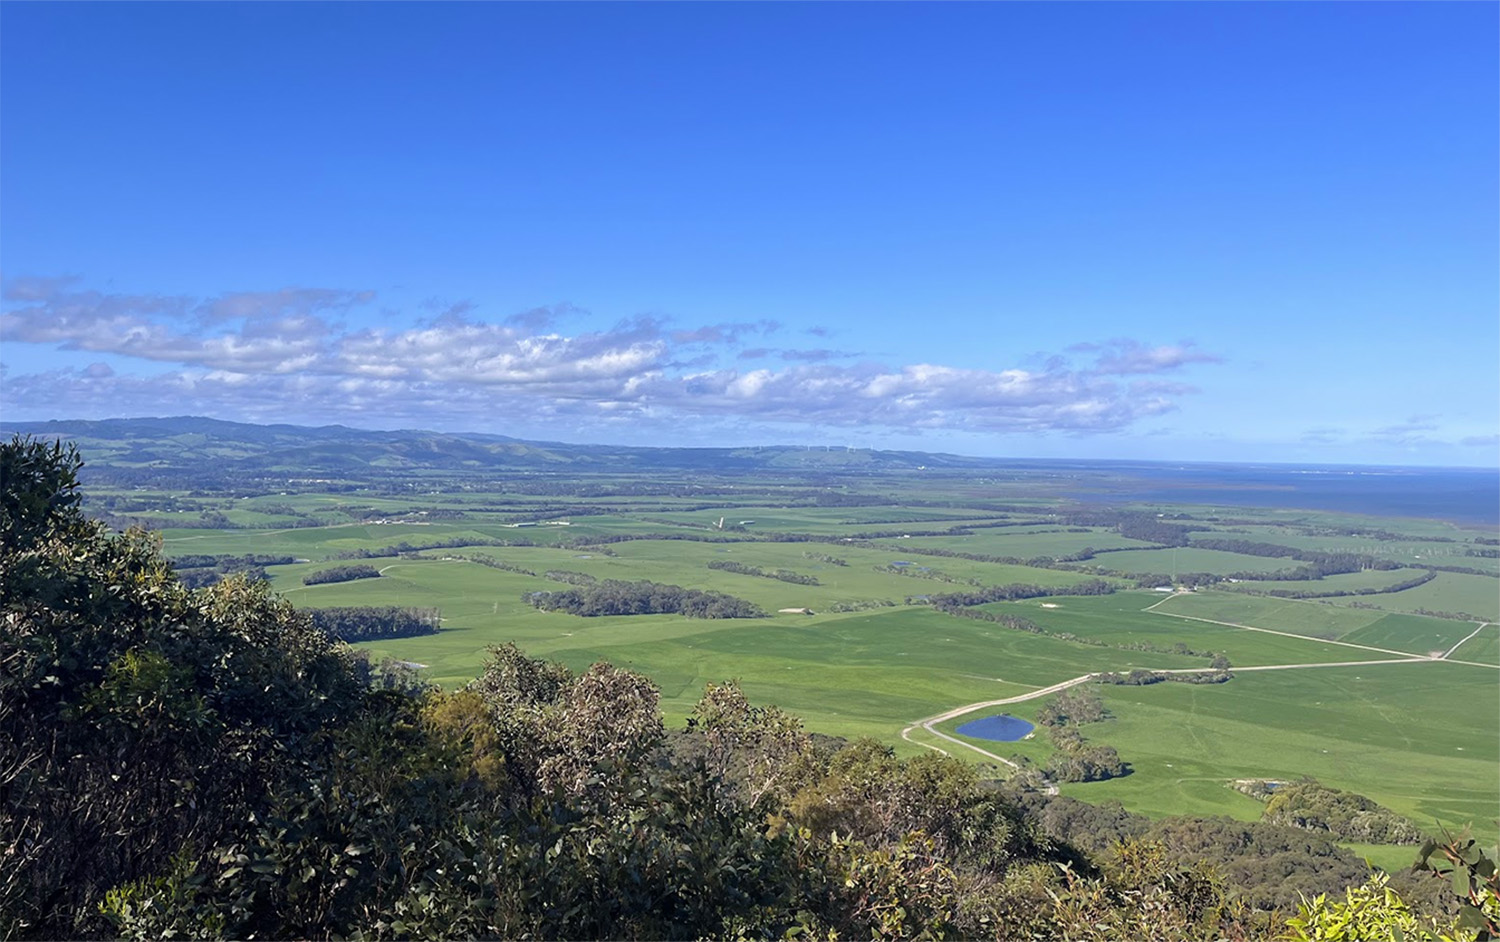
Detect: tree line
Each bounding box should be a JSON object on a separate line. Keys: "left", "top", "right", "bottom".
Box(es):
{"left": 927, "top": 578, "right": 1117, "bottom": 607}
{"left": 1094, "top": 668, "right": 1233, "bottom": 686}
{"left": 1232, "top": 568, "right": 1437, "bottom": 600}
{"left": 169, "top": 553, "right": 297, "bottom": 589}
{"left": 302, "top": 564, "right": 382, "bottom": 585}
{"left": 706, "top": 559, "right": 820, "bottom": 585}
{"left": 525, "top": 579, "right": 765, "bottom": 618}
{"left": 305, "top": 606, "right": 441, "bottom": 642}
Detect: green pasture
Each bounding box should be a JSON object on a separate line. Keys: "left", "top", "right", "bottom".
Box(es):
{"left": 873, "top": 528, "right": 1156, "bottom": 558}
{"left": 979, "top": 593, "right": 1413, "bottom": 666}
{"left": 1450, "top": 624, "right": 1499, "bottom": 665}
{"left": 1137, "top": 505, "right": 1480, "bottom": 541}
{"left": 1340, "top": 614, "right": 1484, "bottom": 658}
{"left": 160, "top": 522, "right": 507, "bottom": 558}
{"left": 1114, "top": 586, "right": 1485, "bottom": 658}
{"left": 1226, "top": 529, "right": 1499, "bottom": 572}
{"left": 936, "top": 663, "right": 1499, "bottom": 849}
{"left": 1323, "top": 571, "right": 1500, "bottom": 622}
{"left": 244, "top": 521, "right": 1136, "bottom": 642}
{"left": 1222, "top": 567, "right": 1431, "bottom": 596}
{"left": 1149, "top": 591, "right": 1389, "bottom": 639}
{"left": 1344, "top": 844, "right": 1426, "bottom": 874}
{"left": 615, "top": 505, "right": 996, "bottom": 534}
{"left": 352, "top": 604, "right": 1202, "bottom": 743}
{"left": 1088, "top": 547, "right": 1303, "bottom": 576}
{"left": 1065, "top": 663, "right": 1499, "bottom": 848}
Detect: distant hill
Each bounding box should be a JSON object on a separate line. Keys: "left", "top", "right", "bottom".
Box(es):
{"left": 2, "top": 415, "right": 999, "bottom": 479}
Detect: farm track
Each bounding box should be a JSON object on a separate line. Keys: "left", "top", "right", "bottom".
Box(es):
{"left": 905, "top": 593, "right": 1496, "bottom": 778}
{"left": 1444, "top": 622, "right": 1493, "bottom": 660}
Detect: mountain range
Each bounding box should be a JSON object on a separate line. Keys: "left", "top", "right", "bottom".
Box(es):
{"left": 2, "top": 416, "right": 1003, "bottom": 476}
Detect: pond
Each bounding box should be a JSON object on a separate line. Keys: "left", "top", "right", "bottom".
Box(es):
{"left": 955, "top": 714, "right": 1035, "bottom": 742}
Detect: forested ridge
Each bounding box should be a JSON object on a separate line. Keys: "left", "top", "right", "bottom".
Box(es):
{"left": 2, "top": 436, "right": 1495, "bottom": 941}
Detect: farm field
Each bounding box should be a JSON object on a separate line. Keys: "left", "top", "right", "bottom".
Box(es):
{"left": 97, "top": 460, "right": 1498, "bottom": 856}
{"left": 1151, "top": 592, "right": 1482, "bottom": 658}
{"left": 1085, "top": 547, "right": 1306, "bottom": 575}
{"left": 1148, "top": 590, "right": 1387, "bottom": 638}
{"left": 1321, "top": 570, "right": 1500, "bottom": 622}
{"left": 874, "top": 528, "right": 1157, "bottom": 558}
{"left": 354, "top": 603, "right": 1191, "bottom": 741}
{"left": 1220, "top": 567, "right": 1431, "bottom": 595}
{"left": 1071, "top": 661, "right": 1498, "bottom": 833}
{"left": 977, "top": 593, "right": 1416, "bottom": 666}
{"left": 1449, "top": 623, "right": 1499, "bottom": 665}
{"left": 1226, "top": 528, "right": 1500, "bottom": 571}
{"left": 933, "top": 661, "right": 1499, "bottom": 849}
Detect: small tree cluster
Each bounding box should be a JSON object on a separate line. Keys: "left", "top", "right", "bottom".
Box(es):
{"left": 302, "top": 564, "right": 381, "bottom": 585}
{"left": 525, "top": 579, "right": 765, "bottom": 618}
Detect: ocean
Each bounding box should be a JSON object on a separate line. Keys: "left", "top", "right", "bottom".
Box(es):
{"left": 1064, "top": 464, "right": 1499, "bottom": 527}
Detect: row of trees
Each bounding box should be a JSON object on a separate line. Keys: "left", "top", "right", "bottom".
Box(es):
{"left": 302, "top": 564, "right": 381, "bottom": 585}
{"left": 465, "top": 553, "right": 537, "bottom": 575}
{"left": 927, "top": 578, "right": 1117, "bottom": 607}
{"left": 172, "top": 552, "right": 299, "bottom": 588}
{"left": 707, "top": 559, "right": 820, "bottom": 585}
{"left": 170, "top": 553, "right": 298, "bottom": 569}
{"left": 307, "top": 606, "right": 441, "bottom": 642}
{"left": 933, "top": 602, "right": 1229, "bottom": 662}
{"left": 525, "top": 579, "right": 766, "bottom": 618}
{"left": 1095, "top": 668, "right": 1233, "bottom": 685}
{"left": 1234, "top": 568, "right": 1437, "bottom": 600}
{"left": 331, "top": 536, "right": 518, "bottom": 559}
{"left": 1191, "top": 538, "right": 1404, "bottom": 578}
{"left": 801, "top": 550, "right": 849, "bottom": 566}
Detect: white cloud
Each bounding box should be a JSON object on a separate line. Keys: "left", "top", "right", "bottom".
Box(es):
{"left": 2, "top": 277, "right": 1223, "bottom": 437}
{"left": 1370, "top": 414, "right": 1441, "bottom": 446}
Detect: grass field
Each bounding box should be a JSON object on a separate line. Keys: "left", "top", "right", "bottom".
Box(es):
{"left": 1221, "top": 567, "right": 1431, "bottom": 595}
{"left": 935, "top": 661, "right": 1499, "bottom": 848}
{"left": 1450, "top": 623, "right": 1499, "bottom": 665}
{"left": 980, "top": 593, "right": 1414, "bottom": 666}
{"left": 1059, "top": 663, "right": 1498, "bottom": 841}
{"left": 1228, "top": 528, "right": 1499, "bottom": 567}
{"left": 1340, "top": 614, "right": 1486, "bottom": 658}
{"left": 1322, "top": 571, "right": 1500, "bottom": 621}
{"left": 876, "top": 529, "right": 1157, "bottom": 558}
{"left": 1087, "top": 547, "right": 1307, "bottom": 576}
{"left": 1147, "top": 591, "right": 1389, "bottom": 639}
{"left": 1146, "top": 589, "right": 1486, "bottom": 657}
{"left": 354, "top": 603, "right": 1204, "bottom": 741}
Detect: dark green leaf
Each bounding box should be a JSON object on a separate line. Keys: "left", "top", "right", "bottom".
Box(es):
{"left": 1457, "top": 905, "right": 1487, "bottom": 929}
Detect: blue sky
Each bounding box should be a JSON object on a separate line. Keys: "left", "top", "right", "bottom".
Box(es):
{"left": 2, "top": 2, "right": 1495, "bottom": 466}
